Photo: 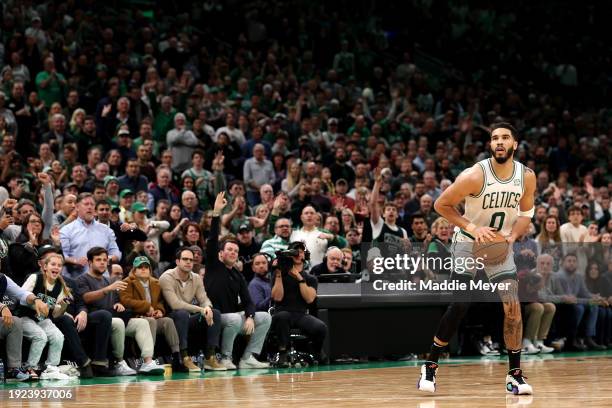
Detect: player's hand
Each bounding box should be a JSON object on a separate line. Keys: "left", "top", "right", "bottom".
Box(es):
{"left": 113, "top": 303, "right": 125, "bottom": 312}
{"left": 472, "top": 226, "right": 497, "bottom": 243}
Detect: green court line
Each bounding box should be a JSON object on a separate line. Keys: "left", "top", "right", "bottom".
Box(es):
{"left": 2, "top": 350, "right": 611, "bottom": 389}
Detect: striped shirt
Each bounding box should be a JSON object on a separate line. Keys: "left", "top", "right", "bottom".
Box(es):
{"left": 260, "top": 236, "right": 290, "bottom": 258}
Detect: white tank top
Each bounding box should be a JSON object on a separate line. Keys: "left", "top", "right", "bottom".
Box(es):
{"left": 457, "top": 158, "right": 525, "bottom": 239}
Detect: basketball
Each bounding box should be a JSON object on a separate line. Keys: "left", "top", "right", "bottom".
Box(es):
{"left": 472, "top": 231, "right": 509, "bottom": 265}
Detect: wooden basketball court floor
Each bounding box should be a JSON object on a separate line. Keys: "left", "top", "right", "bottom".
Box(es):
{"left": 2, "top": 350, "right": 612, "bottom": 407}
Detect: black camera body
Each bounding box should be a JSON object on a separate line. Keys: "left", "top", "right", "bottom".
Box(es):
{"left": 275, "top": 249, "right": 299, "bottom": 274}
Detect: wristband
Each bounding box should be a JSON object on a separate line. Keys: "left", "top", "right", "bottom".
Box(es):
{"left": 298, "top": 279, "right": 306, "bottom": 284}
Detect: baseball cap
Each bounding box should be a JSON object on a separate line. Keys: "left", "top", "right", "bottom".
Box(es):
{"left": 335, "top": 178, "right": 348, "bottom": 186}
{"left": 328, "top": 118, "right": 339, "bottom": 125}
{"left": 110, "top": 206, "right": 121, "bottom": 213}
{"left": 131, "top": 202, "right": 147, "bottom": 213}
{"left": 132, "top": 256, "right": 151, "bottom": 268}
{"left": 119, "top": 189, "right": 134, "bottom": 199}
{"left": 117, "top": 129, "right": 130, "bottom": 137}
{"left": 104, "top": 175, "right": 118, "bottom": 187}
{"left": 37, "top": 244, "right": 60, "bottom": 260}
{"left": 238, "top": 223, "right": 252, "bottom": 232}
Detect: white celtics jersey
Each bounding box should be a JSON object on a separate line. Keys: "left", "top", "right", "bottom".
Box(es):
{"left": 459, "top": 158, "right": 525, "bottom": 238}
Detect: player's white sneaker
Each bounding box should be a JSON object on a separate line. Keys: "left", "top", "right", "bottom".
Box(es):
{"left": 505, "top": 369, "right": 533, "bottom": 395}
{"left": 417, "top": 362, "right": 438, "bottom": 393}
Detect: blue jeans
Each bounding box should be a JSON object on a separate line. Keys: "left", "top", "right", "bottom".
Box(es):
{"left": 562, "top": 303, "right": 598, "bottom": 339}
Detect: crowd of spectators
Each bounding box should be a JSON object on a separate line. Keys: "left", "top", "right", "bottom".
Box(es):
{"left": 0, "top": 0, "right": 612, "bottom": 381}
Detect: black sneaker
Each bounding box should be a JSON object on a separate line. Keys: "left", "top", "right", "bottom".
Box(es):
{"left": 275, "top": 351, "right": 289, "bottom": 368}
{"left": 6, "top": 367, "right": 31, "bottom": 382}
{"left": 584, "top": 337, "right": 606, "bottom": 351}
{"left": 91, "top": 364, "right": 115, "bottom": 377}
{"left": 172, "top": 361, "right": 189, "bottom": 373}
{"left": 79, "top": 364, "right": 94, "bottom": 379}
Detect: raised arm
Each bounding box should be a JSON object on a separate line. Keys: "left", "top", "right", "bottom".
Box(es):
{"left": 207, "top": 192, "right": 227, "bottom": 270}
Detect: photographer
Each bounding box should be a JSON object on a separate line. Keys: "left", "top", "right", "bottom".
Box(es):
{"left": 271, "top": 241, "right": 328, "bottom": 366}
{"left": 310, "top": 246, "right": 349, "bottom": 276}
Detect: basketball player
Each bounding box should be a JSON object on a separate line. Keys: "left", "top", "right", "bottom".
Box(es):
{"left": 417, "top": 122, "right": 536, "bottom": 395}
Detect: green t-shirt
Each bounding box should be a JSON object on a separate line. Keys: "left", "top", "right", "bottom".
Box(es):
{"left": 35, "top": 71, "right": 66, "bottom": 107}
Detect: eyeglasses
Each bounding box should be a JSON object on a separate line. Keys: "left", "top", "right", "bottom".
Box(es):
{"left": 180, "top": 257, "right": 194, "bottom": 262}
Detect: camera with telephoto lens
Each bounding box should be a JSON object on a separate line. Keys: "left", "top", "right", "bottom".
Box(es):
{"left": 275, "top": 249, "right": 299, "bottom": 274}
{"left": 275, "top": 242, "right": 309, "bottom": 275}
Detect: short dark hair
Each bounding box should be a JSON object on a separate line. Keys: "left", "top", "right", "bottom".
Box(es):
{"left": 95, "top": 200, "right": 110, "bottom": 209}
{"left": 87, "top": 246, "right": 108, "bottom": 261}
{"left": 219, "top": 235, "right": 239, "bottom": 251}
{"left": 567, "top": 205, "right": 582, "bottom": 215}
{"left": 191, "top": 149, "right": 205, "bottom": 159}
{"left": 410, "top": 212, "right": 426, "bottom": 224}
{"left": 490, "top": 122, "right": 518, "bottom": 139}
{"left": 175, "top": 246, "right": 194, "bottom": 260}
{"left": 563, "top": 252, "right": 577, "bottom": 260}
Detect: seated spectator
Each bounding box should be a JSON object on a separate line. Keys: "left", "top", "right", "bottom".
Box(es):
{"left": 119, "top": 256, "right": 188, "bottom": 372}
{"left": 551, "top": 253, "right": 605, "bottom": 351}
{"left": 248, "top": 253, "right": 272, "bottom": 312}
{"left": 310, "top": 246, "right": 349, "bottom": 276}
{"left": 159, "top": 247, "right": 225, "bottom": 371}
{"left": 18, "top": 253, "right": 71, "bottom": 380}
{"left": 518, "top": 261, "right": 556, "bottom": 354}
{"left": 1, "top": 263, "right": 50, "bottom": 381}
{"left": 584, "top": 261, "right": 612, "bottom": 348}
{"left": 76, "top": 247, "right": 139, "bottom": 376}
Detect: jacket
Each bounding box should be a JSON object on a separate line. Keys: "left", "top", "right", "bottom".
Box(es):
{"left": 119, "top": 271, "right": 166, "bottom": 316}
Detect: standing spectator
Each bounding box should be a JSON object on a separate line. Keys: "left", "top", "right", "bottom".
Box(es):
{"left": 35, "top": 57, "right": 66, "bottom": 108}
{"left": 167, "top": 113, "right": 202, "bottom": 173}
{"left": 291, "top": 205, "right": 346, "bottom": 267}
{"left": 560, "top": 206, "right": 589, "bottom": 274}
{"left": 118, "top": 158, "right": 149, "bottom": 193}
{"left": 536, "top": 215, "right": 563, "bottom": 271}
{"left": 60, "top": 193, "right": 122, "bottom": 278}
{"left": 204, "top": 193, "right": 272, "bottom": 369}
{"left": 244, "top": 144, "right": 276, "bottom": 207}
